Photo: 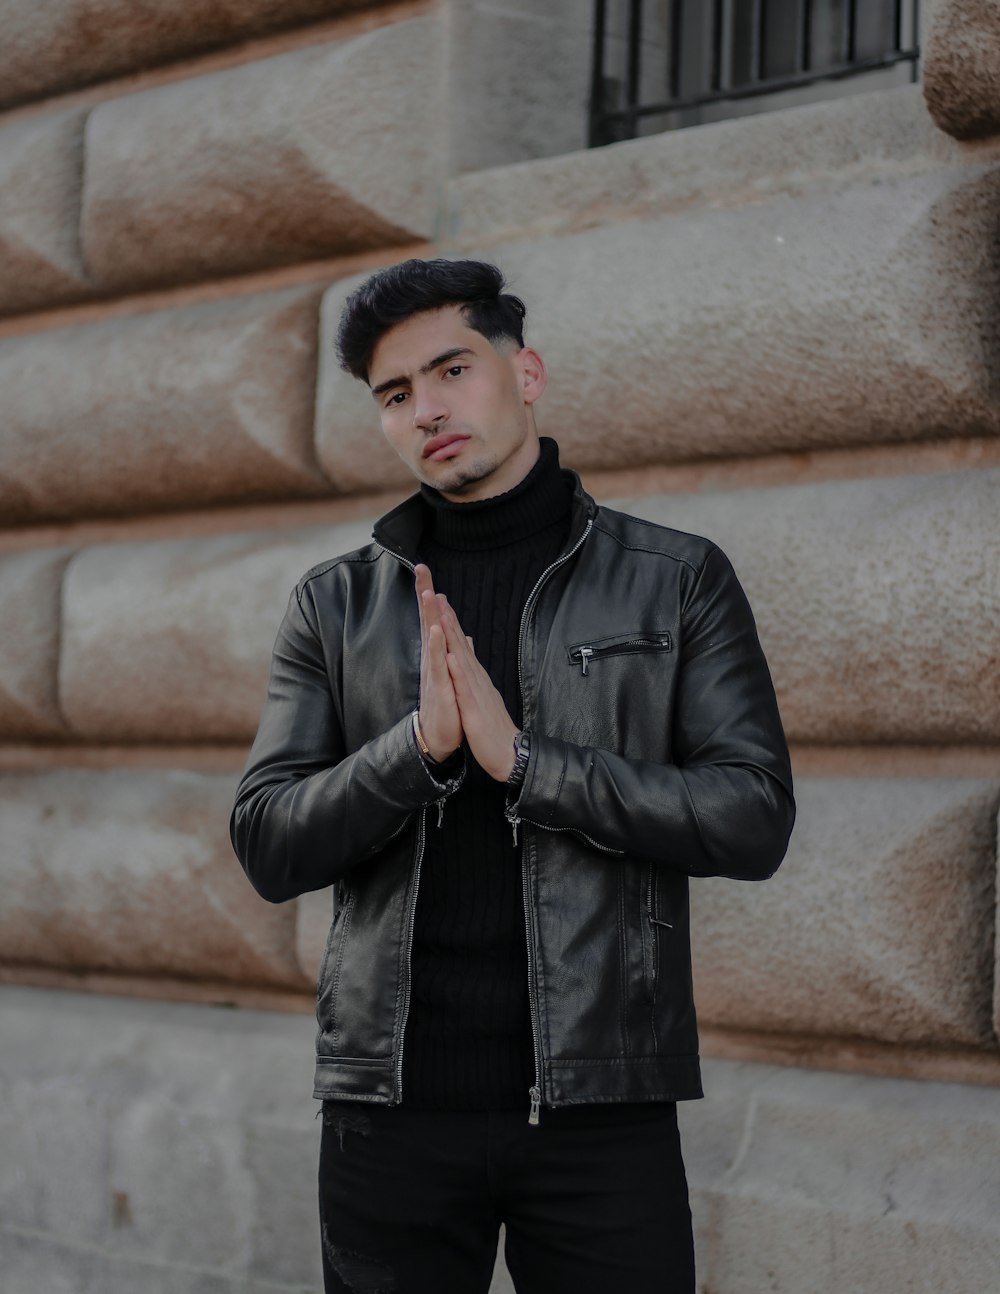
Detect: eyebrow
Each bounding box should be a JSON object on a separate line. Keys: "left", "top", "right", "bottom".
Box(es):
{"left": 370, "top": 347, "right": 475, "bottom": 398}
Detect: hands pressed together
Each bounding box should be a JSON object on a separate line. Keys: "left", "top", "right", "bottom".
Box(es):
{"left": 414, "top": 563, "right": 518, "bottom": 782}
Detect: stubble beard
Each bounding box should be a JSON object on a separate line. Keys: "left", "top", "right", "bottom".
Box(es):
{"left": 426, "top": 452, "right": 499, "bottom": 498}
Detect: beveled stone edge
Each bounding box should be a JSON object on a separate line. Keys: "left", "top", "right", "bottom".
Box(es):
{"left": 441, "top": 82, "right": 1000, "bottom": 248}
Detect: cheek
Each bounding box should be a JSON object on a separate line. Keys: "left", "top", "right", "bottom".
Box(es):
{"left": 378, "top": 416, "right": 409, "bottom": 453}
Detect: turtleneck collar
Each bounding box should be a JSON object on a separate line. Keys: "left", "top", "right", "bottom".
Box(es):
{"left": 420, "top": 437, "right": 572, "bottom": 551}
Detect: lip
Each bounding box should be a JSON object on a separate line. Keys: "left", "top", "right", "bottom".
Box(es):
{"left": 422, "top": 432, "right": 471, "bottom": 461}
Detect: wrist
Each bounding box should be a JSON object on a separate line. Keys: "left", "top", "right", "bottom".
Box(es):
{"left": 506, "top": 730, "right": 530, "bottom": 790}
{"left": 413, "top": 710, "right": 454, "bottom": 765}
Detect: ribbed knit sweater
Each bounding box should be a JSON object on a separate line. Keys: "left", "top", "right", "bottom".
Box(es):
{"left": 403, "top": 437, "right": 573, "bottom": 1110}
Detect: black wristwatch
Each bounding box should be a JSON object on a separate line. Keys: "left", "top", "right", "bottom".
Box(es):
{"left": 507, "top": 730, "right": 531, "bottom": 789}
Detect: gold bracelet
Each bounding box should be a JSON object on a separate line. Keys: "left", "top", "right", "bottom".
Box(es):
{"left": 412, "top": 710, "right": 433, "bottom": 760}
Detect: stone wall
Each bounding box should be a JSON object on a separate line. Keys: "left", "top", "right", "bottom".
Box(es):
{"left": 1, "top": 1, "right": 999, "bottom": 1291}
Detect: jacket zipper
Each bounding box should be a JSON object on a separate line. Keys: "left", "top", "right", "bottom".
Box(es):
{"left": 393, "top": 807, "right": 427, "bottom": 1104}
{"left": 512, "top": 517, "right": 594, "bottom": 1124}
{"left": 505, "top": 810, "right": 624, "bottom": 856}
{"left": 569, "top": 634, "right": 672, "bottom": 676}
{"left": 377, "top": 543, "right": 460, "bottom": 1107}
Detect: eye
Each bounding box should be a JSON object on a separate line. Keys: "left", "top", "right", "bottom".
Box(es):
{"left": 443, "top": 365, "right": 466, "bottom": 378}
{"left": 384, "top": 391, "right": 408, "bottom": 408}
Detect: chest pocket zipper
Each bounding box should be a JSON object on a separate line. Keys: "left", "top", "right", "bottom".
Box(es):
{"left": 567, "top": 632, "right": 673, "bottom": 676}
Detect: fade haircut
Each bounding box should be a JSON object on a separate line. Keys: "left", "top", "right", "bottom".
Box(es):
{"left": 336, "top": 258, "right": 527, "bottom": 383}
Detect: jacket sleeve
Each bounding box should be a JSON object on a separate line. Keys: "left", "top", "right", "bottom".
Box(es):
{"left": 230, "top": 582, "right": 463, "bottom": 903}
{"left": 509, "top": 545, "right": 795, "bottom": 880}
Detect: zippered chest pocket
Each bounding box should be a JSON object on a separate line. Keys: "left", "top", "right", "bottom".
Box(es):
{"left": 567, "top": 631, "right": 673, "bottom": 676}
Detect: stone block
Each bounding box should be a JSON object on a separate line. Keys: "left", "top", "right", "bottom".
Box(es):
{"left": 446, "top": 84, "right": 955, "bottom": 243}
{"left": 0, "top": 109, "right": 92, "bottom": 316}
{"left": 0, "top": 988, "right": 323, "bottom": 1285}
{"left": 0, "top": 287, "right": 329, "bottom": 523}
{"left": 0, "top": 547, "right": 71, "bottom": 740}
{"left": 995, "top": 801, "right": 1000, "bottom": 1042}
{"left": 59, "top": 519, "right": 371, "bottom": 742}
{"left": 624, "top": 469, "right": 1000, "bottom": 744}
{"left": 2, "top": 1236, "right": 95, "bottom": 1294}
{"left": 0, "top": 0, "right": 374, "bottom": 110}
{"left": 447, "top": 165, "right": 1000, "bottom": 474}
{"left": 924, "top": 0, "right": 1000, "bottom": 140}
{"left": 0, "top": 769, "right": 306, "bottom": 989}
{"left": 682, "top": 1057, "right": 1000, "bottom": 1294}
{"left": 443, "top": 0, "right": 591, "bottom": 174}
{"left": 81, "top": 15, "right": 444, "bottom": 291}
{"left": 690, "top": 778, "right": 1000, "bottom": 1048}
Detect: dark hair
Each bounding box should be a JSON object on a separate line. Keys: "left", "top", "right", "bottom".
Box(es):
{"left": 336, "top": 258, "right": 526, "bottom": 383}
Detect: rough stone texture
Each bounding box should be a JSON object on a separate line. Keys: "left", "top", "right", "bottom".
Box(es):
{"left": 443, "top": 0, "right": 592, "bottom": 174}
{"left": 995, "top": 801, "right": 1000, "bottom": 1043}
{"left": 445, "top": 84, "right": 964, "bottom": 243}
{"left": 81, "top": 16, "right": 444, "bottom": 292}
{"left": 59, "top": 519, "right": 371, "bottom": 742}
{"left": 0, "top": 0, "right": 375, "bottom": 110}
{"left": 684, "top": 1058, "right": 1000, "bottom": 1294}
{"left": 0, "top": 548, "right": 71, "bottom": 741}
{"left": 425, "top": 165, "right": 1000, "bottom": 476}
{"left": 924, "top": 0, "right": 1000, "bottom": 140}
{"left": 0, "top": 989, "right": 322, "bottom": 1290}
{"left": 623, "top": 469, "right": 1000, "bottom": 744}
{"left": 691, "top": 778, "right": 1000, "bottom": 1048}
{"left": 0, "top": 108, "right": 92, "bottom": 317}
{"left": 4, "top": 989, "right": 999, "bottom": 1294}
{"left": 0, "top": 769, "right": 305, "bottom": 989}
{"left": 0, "top": 287, "right": 329, "bottom": 523}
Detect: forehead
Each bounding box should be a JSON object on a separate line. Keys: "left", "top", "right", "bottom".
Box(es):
{"left": 368, "top": 305, "right": 493, "bottom": 383}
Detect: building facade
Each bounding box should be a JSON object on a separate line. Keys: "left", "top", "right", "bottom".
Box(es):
{"left": 1, "top": 1, "right": 999, "bottom": 1290}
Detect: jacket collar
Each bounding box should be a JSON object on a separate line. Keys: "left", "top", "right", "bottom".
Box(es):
{"left": 372, "top": 462, "right": 598, "bottom": 567}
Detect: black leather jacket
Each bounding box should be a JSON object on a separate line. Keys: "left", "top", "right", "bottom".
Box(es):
{"left": 231, "top": 473, "right": 795, "bottom": 1114}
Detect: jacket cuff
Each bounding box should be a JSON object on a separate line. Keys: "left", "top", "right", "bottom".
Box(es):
{"left": 506, "top": 731, "right": 564, "bottom": 824}
{"left": 400, "top": 714, "right": 466, "bottom": 799}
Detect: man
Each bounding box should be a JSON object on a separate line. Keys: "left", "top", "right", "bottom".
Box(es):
{"left": 231, "top": 258, "right": 794, "bottom": 1293}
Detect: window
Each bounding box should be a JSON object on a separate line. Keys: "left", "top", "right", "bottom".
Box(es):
{"left": 589, "top": 0, "right": 921, "bottom": 146}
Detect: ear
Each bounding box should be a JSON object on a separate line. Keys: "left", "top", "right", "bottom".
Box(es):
{"left": 516, "top": 346, "right": 547, "bottom": 406}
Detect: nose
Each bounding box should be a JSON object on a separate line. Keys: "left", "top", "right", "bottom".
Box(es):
{"left": 411, "top": 386, "right": 448, "bottom": 432}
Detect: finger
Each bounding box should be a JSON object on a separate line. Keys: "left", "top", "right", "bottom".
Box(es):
{"left": 414, "top": 563, "right": 435, "bottom": 599}
{"left": 421, "top": 590, "right": 448, "bottom": 656}
{"left": 440, "top": 607, "right": 470, "bottom": 659}
{"left": 426, "top": 622, "right": 450, "bottom": 677}
{"left": 445, "top": 648, "right": 472, "bottom": 701}
{"left": 435, "top": 592, "right": 452, "bottom": 621}
{"left": 415, "top": 567, "right": 431, "bottom": 648}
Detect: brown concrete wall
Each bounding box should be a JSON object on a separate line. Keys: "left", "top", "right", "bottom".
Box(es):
{"left": 0, "top": 0, "right": 378, "bottom": 110}
{"left": 2, "top": 4, "right": 999, "bottom": 1291}
{"left": 36, "top": 469, "right": 999, "bottom": 746}
{"left": 0, "top": 288, "right": 329, "bottom": 522}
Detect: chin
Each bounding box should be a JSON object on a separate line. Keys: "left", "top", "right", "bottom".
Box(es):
{"left": 431, "top": 455, "right": 497, "bottom": 496}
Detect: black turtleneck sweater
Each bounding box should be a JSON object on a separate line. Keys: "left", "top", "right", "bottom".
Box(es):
{"left": 403, "top": 438, "right": 574, "bottom": 1110}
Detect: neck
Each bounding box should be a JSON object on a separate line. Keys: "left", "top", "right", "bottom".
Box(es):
{"left": 438, "top": 431, "right": 541, "bottom": 504}
{"left": 420, "top": 437, "right": 571, "bottom": 551}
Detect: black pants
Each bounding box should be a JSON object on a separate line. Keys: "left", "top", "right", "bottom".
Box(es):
{"left": 318, "top": 1100, "right": 695, "bottom": 1294}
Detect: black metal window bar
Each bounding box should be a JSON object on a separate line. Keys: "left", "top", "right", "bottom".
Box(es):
{"left": 590, "top": 0, "right": 920, "bottom": 146}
